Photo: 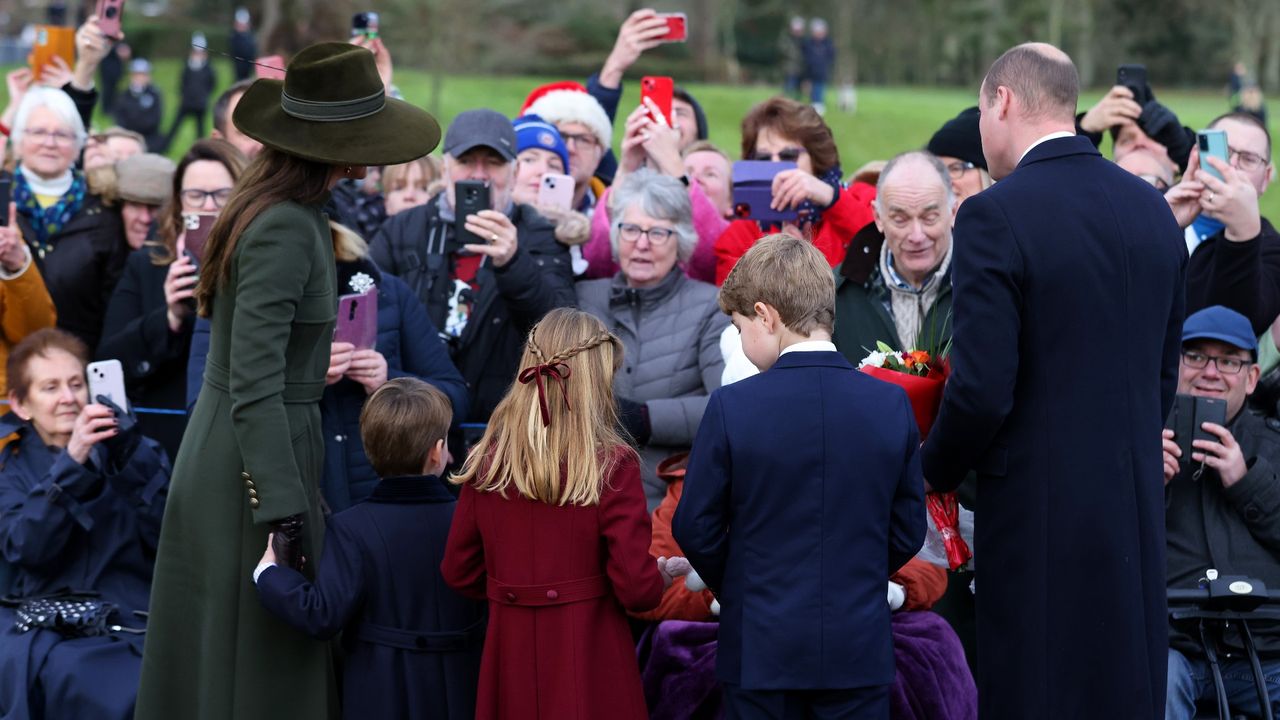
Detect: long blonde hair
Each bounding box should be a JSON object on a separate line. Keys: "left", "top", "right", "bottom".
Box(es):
{"left": 451, "top": 308, "right": 633, "bottom": 506}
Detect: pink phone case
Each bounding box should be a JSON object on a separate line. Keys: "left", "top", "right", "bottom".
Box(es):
{"left": 537, "top": 173, "right": 575, "bottom": 212}
{"left": 334, "top": 289, "right": 378, "bottom": 350}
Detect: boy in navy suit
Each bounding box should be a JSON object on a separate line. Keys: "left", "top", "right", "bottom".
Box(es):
{"left": 673, "top": 235, "right": 926, "bottom": 719}
{"left": 253, "top": 378, "right": 485, "bottom": 720}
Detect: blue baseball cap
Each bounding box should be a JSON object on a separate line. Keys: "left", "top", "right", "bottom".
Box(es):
{"left": 512, "top": 114, "right": 569, "bottom": 175}
{"left": 1181, "top": 305, "right": 1258, "bottom": 355}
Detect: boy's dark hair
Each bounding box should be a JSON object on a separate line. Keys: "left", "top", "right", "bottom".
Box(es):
{"left": 360, "top": 378, "right": 452, "bottom": 477}
{"left": 718, "top": 234, "right": 836, "bottom": 334}
{"left": 212, "top": 78, "right": 257, "bottom": 136}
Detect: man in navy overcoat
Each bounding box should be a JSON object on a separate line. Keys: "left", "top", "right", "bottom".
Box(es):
{"left": 920, "top": 43, "right": 1186, "bottom": 719}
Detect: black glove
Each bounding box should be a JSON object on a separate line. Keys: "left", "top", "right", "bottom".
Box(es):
{"left": 616, "top": 397, "right": 652, "bottom": 446}
{"left": 271, "top": 514, "right": 306, "bottom": 571}
{"left": 96, "top": 394, "right": 141, "bottom": 467}
{"left": 1137, "top": 100, "right": 1195, "bottom": 173}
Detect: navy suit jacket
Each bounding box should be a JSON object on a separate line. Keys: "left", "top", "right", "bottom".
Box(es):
{"left": 920, "top": 135, "right": 1185, "bottom": 720}
{"left": 672, "top": 350, "right": 925, "bottom": 690}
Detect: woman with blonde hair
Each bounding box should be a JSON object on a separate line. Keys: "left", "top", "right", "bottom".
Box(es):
{"left": 442, "top": 307, "right": 689, "bottom": 719}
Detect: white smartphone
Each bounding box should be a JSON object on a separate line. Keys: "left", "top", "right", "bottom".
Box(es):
{"left": 87, "top": 359, "right": 129, "bottom": 412}
{"left": 537, "top": 173, "right": 575, "bottom": 212}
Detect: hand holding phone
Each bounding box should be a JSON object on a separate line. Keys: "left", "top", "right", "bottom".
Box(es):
{"left": 30, "top": 26, "right": 76, "bottom": 82}
{"left": 454, "top": 180, "right": 491, "bottom": 247}
{"left": 732, "top": 161, "right": 800, "bottom": 223}
{"left": 334, "top": 289, "right": 378, "bottom": 350}
{"left": 87, "top": 360, "right": 130, "bottom": 413}
{"left": 1116, "top": 64, "right": 1152, "bottom": 107}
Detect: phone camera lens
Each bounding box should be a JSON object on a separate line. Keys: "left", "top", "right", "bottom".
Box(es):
{"left": 105, "top": 6, "right": 117, "bottom": 17}
{"left": 734, "top": 203, "right": 750, "bottom": 218}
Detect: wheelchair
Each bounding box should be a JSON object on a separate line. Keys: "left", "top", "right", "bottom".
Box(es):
{"left": 1169, "top": 573, "right": 1280, "bottom": 720}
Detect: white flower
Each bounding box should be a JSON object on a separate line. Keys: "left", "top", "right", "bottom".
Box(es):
{"left": 348, "top": 272, "right": 376, "bottom": 295}
{"left": 858, "top": 350, "right": 889, "bottom": 369}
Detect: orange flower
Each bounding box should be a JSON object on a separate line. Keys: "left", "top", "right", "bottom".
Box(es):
{"left": 909, "top": 350, "right": 931, "bottom": 366}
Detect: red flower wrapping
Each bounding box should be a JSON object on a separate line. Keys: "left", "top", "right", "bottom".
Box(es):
{"left": 860, "top": 362, "right": 971, "bottom": 570}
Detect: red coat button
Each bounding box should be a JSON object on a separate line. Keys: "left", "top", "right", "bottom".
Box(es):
{"left": 505, "top": 592, "right": 517, "bottom": 602}
{"left": 546, "top": 590, "right": 559, "bottom": 600}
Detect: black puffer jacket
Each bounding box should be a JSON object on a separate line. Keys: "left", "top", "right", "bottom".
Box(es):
{"left": 13, "top": 184, "right": 126, "bottom": 351}
{"left": 368, "top": 194, "right": 574, "bottom": 422}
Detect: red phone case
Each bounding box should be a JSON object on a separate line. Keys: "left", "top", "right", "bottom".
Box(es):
{"left": 641, "top": 76, "right": 674, "bottom": 127}
{"left": 182, "top": 213, "right": 216, "bottom": 264}
{"left": 95, "top": 0, "right": 125, "bottom": 40}
{"left": 657, "top": 13, "right": 687, "bottom": 42}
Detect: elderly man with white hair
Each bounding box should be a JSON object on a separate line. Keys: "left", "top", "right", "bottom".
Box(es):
{"left": 576, "top": 168, "right": 729, "bottom": 510}
{"left": 832, "top": 150, "right": 955, "bottom": 362}
{"left": 10, "top": 86, "right": 126, "bottom": 350}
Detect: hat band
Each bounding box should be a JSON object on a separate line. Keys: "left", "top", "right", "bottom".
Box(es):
{"left": 280, "top": 87, "right": 385, "bottom": 123}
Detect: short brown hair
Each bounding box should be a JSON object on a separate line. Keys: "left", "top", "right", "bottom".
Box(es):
{"left": 151, "top": 138, "right": 249, "bottom": 266}
{"left": 740, "top": 98, "right": 840, "bottom": 177}
{"left": 718, "top": 234, "right": 835, "bottom": 335}
{"left": 682, "top": 140, "right": 729, "bottom": 162}
{"left": 382, "top": 156, "right": 441, "bottom": 192}
{"left": 360, "top": 378, "right": 453, "bottom": 477}
{"left": 7, "top": 329, "right": 89, "bottom": 402}
{"left": 1210, "top": 111, "right": 1272, "bottom": 160}
{"left": 982, "top": 43, "right": 1078, "bottom": 122}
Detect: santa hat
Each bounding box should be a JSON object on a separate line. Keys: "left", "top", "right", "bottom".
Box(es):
{"left": 520, "top": 81, "right": 612, "bottom": 150}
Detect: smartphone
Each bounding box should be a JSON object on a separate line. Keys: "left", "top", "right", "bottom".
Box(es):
{"left": 1198, "top": 129, "right": 1229, "bottom": 182}
{"left": 1194, "top": 396, "right": 1228, "bottom": 441}
{"left": 641, "top": 76, "right": 675, "bottom": 127}
{"left": 334, "top": 289, "right": 378, "bottom": 350}
{"left": 0, "top": 177, "right": 10, "bottom": 227}
{"left": 30, "top": 26, "right": 76, "bottom": 80}
{"left": 731, "top": 160, "right": 799, "bottom": 224}
{"left": 95, "top": 0, "right": 125, "bottom": 40}
{"left": 182, "top": 213, "right": 216, "bottom": 264}
{"left": 1116, "top": 64, "right": 1151, "bottom": 107}
{"left": 454, "top": 180, "right": 491, "bottom": 247}
{"left": 351, "top": 12, "right": 379, "bottom": 40}
{"left": 88, "top": 359, "right": 130, "bottom": 413}
{"left": 537, "top": 173, "right": 575, "bottom": 211}
{"left": 255, "top": 55, "right": 286, "bottom": 81}
{"left": 1166, "top": 393, "right": 1229, "bottom": 467}
{"left": 656, "top": 12, "right": 687, "bottom": 43}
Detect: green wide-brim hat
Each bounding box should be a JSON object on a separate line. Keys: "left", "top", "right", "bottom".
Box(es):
{"left": 232, "top": 42, "right": 440, "bottom": 166}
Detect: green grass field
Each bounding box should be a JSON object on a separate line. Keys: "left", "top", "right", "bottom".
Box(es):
{"left": 10, "top": 59, "right": 1277, "bottom": 220}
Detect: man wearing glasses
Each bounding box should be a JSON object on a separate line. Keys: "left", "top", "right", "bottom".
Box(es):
{"left": 1162, "top": 305, "right": 1280, "bottom": 720}
{"left": 1169, "top": 112, "right": 1280, "bottom": 336}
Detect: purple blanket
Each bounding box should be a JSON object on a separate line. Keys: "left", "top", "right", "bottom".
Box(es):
{"left": 637, "top": 612, "right": 977, "bottom": 720}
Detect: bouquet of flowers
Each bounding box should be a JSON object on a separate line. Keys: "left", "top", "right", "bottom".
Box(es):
{"left": 859, "top": 341, "right": 972, "bottom": 570}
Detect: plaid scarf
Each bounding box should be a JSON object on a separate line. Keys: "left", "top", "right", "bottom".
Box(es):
{"left": 14, "top": 168, "right": 87, "bottom": 257}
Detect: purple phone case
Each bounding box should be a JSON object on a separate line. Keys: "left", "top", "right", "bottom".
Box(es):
{"left": 731, "top": 160, "right": 799, "bottom": 223}
{"left": 334, "top": 289, "right": 377, "bottom": 350}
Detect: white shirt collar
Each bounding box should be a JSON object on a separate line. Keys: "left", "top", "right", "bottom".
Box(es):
{"left": 1017, "top": 131, "right": 1076, "bottom": 165}
{"left": 780, "top": 340, "right": 837, "bottom": 356}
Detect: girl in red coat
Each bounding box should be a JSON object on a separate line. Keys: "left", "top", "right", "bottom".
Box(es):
{"left": 442, "top": 307, "right": 689, "bottom": 720}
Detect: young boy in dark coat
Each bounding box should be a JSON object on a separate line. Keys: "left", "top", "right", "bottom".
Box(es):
{"left": 673, "top": 234, "right": 926, "bottom": 718}
{"left": 253, "top": 377, "right": 484, "bottom": 719}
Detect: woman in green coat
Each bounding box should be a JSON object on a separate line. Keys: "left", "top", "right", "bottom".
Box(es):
{"left": 135, "top": 43, "right": 440, "bottom": 720}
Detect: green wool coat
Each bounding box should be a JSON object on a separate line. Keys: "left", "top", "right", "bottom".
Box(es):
{"left": 135, "top": 201, "right": 339, "bottom": 720}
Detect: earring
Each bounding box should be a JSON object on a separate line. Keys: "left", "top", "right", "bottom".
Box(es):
{"left": 343, "top": 167, "right": 352, "bottom": 176}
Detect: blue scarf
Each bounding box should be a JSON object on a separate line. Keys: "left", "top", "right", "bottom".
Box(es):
{"left": 1191, "top": 215, "right": 1226, "bottom": 242}
{"left": 14, "top": 168, "right": 87, "bottom": 257}
{"left": 758, "top": 164, "right": 845, "bottom": 232}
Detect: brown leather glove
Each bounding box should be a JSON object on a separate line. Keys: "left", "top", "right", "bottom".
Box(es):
{"left": 271, "top": 514, "right": 305, "bottom": 571}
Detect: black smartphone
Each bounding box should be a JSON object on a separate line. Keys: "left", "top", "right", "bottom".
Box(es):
{"left": 454, "top": 180, "right": 491, "bottom": 248}
{"left": 1166, "top": 393, "right": 1229, "bottom": 467}
{"left": 1117, "top": 64, "right": 1152, "bottom": 107}
{"left": 351, "top": 11, "right": 379, "bottom": 39}
{"left": 0, "top": 176, "right": 10, "bottom": 226}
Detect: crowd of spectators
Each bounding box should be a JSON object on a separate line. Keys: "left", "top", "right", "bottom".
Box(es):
{"left": 0, "top": 7, "right": 1277, "bottom": 720}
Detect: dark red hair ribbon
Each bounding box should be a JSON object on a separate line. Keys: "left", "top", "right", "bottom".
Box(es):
{"left": 517, "top": 362, "right": 572, "bottom": 427}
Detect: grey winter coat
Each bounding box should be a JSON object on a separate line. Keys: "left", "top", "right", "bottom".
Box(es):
{"left": 577, "top": 269, "right": 729, "bottom": 510}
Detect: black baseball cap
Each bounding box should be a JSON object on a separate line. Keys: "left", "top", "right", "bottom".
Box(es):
{"left": 443, "top": 109, "right": 516, "bottom": 161}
